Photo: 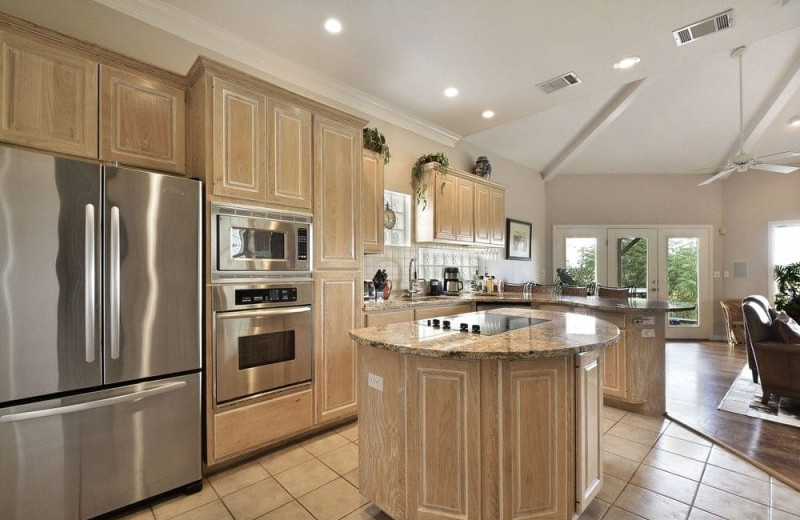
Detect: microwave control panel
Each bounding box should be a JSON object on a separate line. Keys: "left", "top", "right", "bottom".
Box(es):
{"left": 235, "top": 287, "right": 298, "bottom": 305}
{"left": 297, "top": 228, "right": 308, "bottom": 260}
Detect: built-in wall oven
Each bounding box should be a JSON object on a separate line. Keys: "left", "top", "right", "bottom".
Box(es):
{"left": 212, "top": 282, "right": 313, "bottom": 404}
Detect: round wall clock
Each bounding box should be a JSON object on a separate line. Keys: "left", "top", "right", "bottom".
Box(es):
{"left": 383, "top": 202, "right": 397, "bottom": 229}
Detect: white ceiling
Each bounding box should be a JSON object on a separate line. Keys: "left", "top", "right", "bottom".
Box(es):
{"left": 1, "top": 0, "right": 799, "bottom": 178}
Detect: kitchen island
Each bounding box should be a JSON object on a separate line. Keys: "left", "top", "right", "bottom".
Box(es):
{"left": 350, "top": 308, "right": 619, "bottom": 520}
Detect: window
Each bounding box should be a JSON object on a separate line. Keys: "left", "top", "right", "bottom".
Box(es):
{"left": 565, "top": 237, "right": 597, "bottom": 286}
{"left": 769, "top": 220, "right": 800, "bottom": 300}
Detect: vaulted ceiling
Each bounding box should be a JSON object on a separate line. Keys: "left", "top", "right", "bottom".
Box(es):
{"left": 3, "top": 0, "right": 800, "bottom": 180}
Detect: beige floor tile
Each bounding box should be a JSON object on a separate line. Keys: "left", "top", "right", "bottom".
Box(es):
{"left": 318, "top": 442, "right": 360, "bottom": 475}
{"left": 604, "top": 434, "right": 651, "bottom": 463}
{"left": 259, "top": 445, "right": 314, "bottom": 475}
{"left": 706, "top": 447, "right": 769, "bottom": 482}
{"left": 604, "top": 451, "right": 641, "bottom": 482}
{"left": 152, "top": 482, "right": 219, "bottom": 520}
{"left": 654, "top": 435, "right": 711, "bottom": 462}
{"left": 274, "top": 458, "right": 339, "bottom": 498}
{"left": 630, "top": 464, "right": 699, "bottom": 505}
{"left": 619, "top": 412, "right": 670, "bottom": 433}
{"left": 604, "top": 418, "right": 617, "bottom": 433}
{"left": 597, "top": 473, "right": 627, "bottom": 504}
{"left": 642, "top": 448, "right": 705, "bottom": 481}
{"left": 701, "top": 464, "right": 770, "bottom": 505}
{"left": 337, "top": 423, "right": 359, "bottom": 441}
{"left": 604, "top": 406, "right": 627, "bottom": 422}
{"left": 687, "top": 508, "right": 726, "bottom": 520}
{"left": 302, "top": 431, "right": 351, "bottom": 457}
{"left": 615, "top": 484, "right": 690, "bottom": 520}
{"left": 662, "top": 423, "right": 712, "bottom": 447}
{"left": 772, "top": 481, "right": 800, "bottom": 515}
{"left": 607, "top": 422, "right": 661, "bottom": 447}
{"left": 115, "top": 505, "right": 155, "bottom": 520}
{"left": 222, "top": 478, "right": 293, "bottom": 520}
{"left": 577, "top": 498, "right": 609, "bottom": 520}
{"left": 340, "top": 503, "right": 393, "bottom": 520}
{"left": 298, "top": 478, "right": 368, "bottom": 520}
{"left": 256, "top": 501, "right": 315, "bottom": 520}
{"left": 172, "top": 500, "right": 233, "bottom": 520}
{"left": 209, "top": 462, "right": 270, "bottom": 497}
{"left": 772, "top": 509, "right": 800, "bottom": 520}
{"left": 602, "top": 506, "right": 646, "bottom": 520}
{"left": 343, "top": 468, "right": 359, "bottom": 488}
{"left": 693, "top": 484, "right": 769, "bottom": 520}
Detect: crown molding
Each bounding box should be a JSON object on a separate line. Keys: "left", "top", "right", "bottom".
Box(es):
{"left": 90, "top": 0, "right": 461, "bottom": 147}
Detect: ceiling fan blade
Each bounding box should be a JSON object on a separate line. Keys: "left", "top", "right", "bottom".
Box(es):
{"left": 755, "top": 151, "right": 800, "bottom": 163}
{"left": 698, "top": 168, "right": 736, "bottom": 186}
{"left": 751, "top": 163, "right": 799, "bottom": 174}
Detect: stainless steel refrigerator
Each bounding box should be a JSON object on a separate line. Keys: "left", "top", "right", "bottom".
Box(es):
{"left": 0, "top": 146, "right": 202, "bottom": 519}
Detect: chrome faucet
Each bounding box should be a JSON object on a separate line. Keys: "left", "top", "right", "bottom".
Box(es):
{"left": 405, "top": 258, "right": 418, "bottom": 297}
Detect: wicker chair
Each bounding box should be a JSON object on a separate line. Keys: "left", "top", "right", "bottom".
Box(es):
{"left": 530, "top": 284, "right": 556, "bottom": 297}
{"left": 596, "top": 285, "right": 631, "bottom": 299}
{"left": 561, "top": 285, "right": 589, "bottom": 297}
{"left": 720, "top": 299, "right": 746, "bottom": 347}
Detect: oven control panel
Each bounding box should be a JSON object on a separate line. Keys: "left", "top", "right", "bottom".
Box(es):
{"left": 235, "top": 287, "right": 298, "bottom": 305}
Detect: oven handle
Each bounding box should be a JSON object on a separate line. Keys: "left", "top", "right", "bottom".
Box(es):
{"left": 215, "top": 306, "right": 311, "bottom": 320}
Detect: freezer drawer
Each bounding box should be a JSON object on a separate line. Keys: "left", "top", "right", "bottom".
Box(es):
{"left": 0, "top": 372, "right": 201, "bottom": 520}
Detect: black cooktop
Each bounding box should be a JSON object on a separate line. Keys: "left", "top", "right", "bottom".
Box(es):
{"left": 417, "top": 312, "right": 550, "bottom": 336}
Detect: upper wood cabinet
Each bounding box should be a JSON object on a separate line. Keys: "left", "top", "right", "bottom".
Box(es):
{"left": 0, "top": 31, "right": 97, "bottom": 158}
{"left": 313, "top": 115, "right": 362, "bottom": 269}
{"left": 362, "top": 149, "right": 384, "bottom": 254}
{"left": 100, "top": 65, "right": 185, "bottom": 174}
{"left": 490, "top": 187, "right": 505, "bottom": 246}
{"left": 267, "top": 99, "right": 312, "bottom": 209}
{"left": 474, "top": 183, "right": 491, "bottom": 244}
{"left": 211, "top": 76, "right": 267, "bottom": 203}
{"left": 433, "top": 170, "right": 457, "bottom": 241}
{"left": 455, "top": 178, "right": 475, "bottom": 242}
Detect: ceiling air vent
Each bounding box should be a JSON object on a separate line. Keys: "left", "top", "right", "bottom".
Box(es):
{"left": 536, "top": 72, "right": 581, "bottom": 94}
{"left": 673, "top": 9, "right": 734, "bottom": 46}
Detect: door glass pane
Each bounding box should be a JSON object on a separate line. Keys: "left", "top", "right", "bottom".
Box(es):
{"left": 667, "top": 238, "right": 699, "bottom": 327}
{"left": 565, "top": 238, "right": 597, "bottom": 286}
{"left": 617, "top": 237, "right": 648, "bottom": 297}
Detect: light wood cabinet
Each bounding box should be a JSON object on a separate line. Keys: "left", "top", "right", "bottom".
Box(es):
{"left": 267, "top": 98, "right": 312, "bottom": 209}
{"left": 364, "top": 308, "right": 413, "bottom": 327}
{"left": 314, "top": 115, "right": 361, "bottom": 269}
{"left": 474, "top": 183, "right": 491, "bottom": 244}
{"left": 100, "top": 65, "right": 185, "bottom": 173}
{"left": 362, "top": 150, "right": 384, "bottom": 254}
{"left": 456, "top": 177, "right": 475, "bottom": 242}
{"left": 576, "top": 350, "right": 603, "bottom": 513}
{"left": 314, "top": 270, "right": 362, "bottom": 424}
{"left": 211, "top": 76, "right": 267, "bottom": 202}
{"left": 0, "top": 31, "right": 97, "bottom": 158}
{"left": 594, "top": 311, "right": 627, "bottom": 399}
{"left": 433, "top": 170, "right": 458, "bottom": 241}
{"left": 490, "top": 187, "right": 505, "bottom": 246}
{"left": 414, "top": 302, "right": 475, "bottom": 320}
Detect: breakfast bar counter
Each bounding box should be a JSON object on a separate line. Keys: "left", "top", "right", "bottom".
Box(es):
{"left": 350, "top": 308, "right": 620, "bottom": 520}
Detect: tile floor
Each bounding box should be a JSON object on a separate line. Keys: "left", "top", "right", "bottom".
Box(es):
{"left": 112, "top": 408, "right": 800, "bottom": 520}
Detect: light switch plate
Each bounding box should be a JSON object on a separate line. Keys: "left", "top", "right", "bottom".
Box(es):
{"left": 368, "top": 372, "right": 384, "bottom": 392}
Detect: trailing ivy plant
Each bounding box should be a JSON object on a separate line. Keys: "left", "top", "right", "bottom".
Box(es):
{"left": 774, "top": 262, "right": 800, "bottom": 321}
{"left": 362, "top": 127, "right": 391, "bottom": 165}
{"left": 411, "top": 152, "right": 449, "bottom": 209}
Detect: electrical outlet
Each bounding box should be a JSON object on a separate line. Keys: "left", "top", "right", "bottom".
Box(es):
{"left": 723, "top": 271, "right": 730, "bottom": 279}
{"left": 367, "top": 372, "right": 384, "bottom": 392}
{"left": 641, "top": 329, "right": 656, "bottom": 338}
{"left": 713, "top": 271, "right": 721, "bottom": 279}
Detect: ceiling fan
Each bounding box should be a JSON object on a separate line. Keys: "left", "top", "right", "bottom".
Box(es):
{"left": 698, "top": 46, "right": 800, "bottom": 186}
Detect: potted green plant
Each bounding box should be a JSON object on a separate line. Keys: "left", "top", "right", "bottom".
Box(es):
{"left": 362, "top": 127, "right": 391, "bottom": 165}
{"left": 774, "top": 262, "right": 800, "bottom": 321}
{"left": 411, "top": 152, "right": 449, "bottom": 209}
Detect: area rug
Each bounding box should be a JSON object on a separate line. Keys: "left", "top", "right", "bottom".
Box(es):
{"left": 718, "top": 366, "right": 800, "bottom": 428}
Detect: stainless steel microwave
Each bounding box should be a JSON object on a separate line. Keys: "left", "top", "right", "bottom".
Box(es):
{"left": 212, "top": 203, "right": 311, "bottom": 280}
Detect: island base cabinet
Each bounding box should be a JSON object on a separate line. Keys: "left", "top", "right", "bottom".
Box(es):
{"left": 576, "top": 350, "right": 603, "bottom": 513}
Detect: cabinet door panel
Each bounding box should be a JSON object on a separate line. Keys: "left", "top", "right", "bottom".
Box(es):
{"left": 576, "top": 350, "right": 603, "bottom": 513}
{"left": 100, "top": 65, "right": 185, "bottom": 173}
{"left": 602, "top": 336, "right": 626, "bottom": 399}
{"left": 362, "top": 150, "right": 384, "bottom": 253}
{"left": 267, "top": 99, "right": 312, "bottom": 209}
{"left": 313, "top": 116, "right": 361, "bottom": 269}
{"left": 434, "top": 171, "right": 457, "bottom": 241}
{"left": 212, "top": 77, "right": 267, "bottom": 202}
{"left": 474, "top": 183, "right": 491, "bottom": 244}
{"left": 456, "top": 178, "right": 474, "bottom": 242}
{"left": 0, "top": 31, "right": 97, "bottom": 158}
{"left": 490, "top": 187, "right": 505, "bottom": 245}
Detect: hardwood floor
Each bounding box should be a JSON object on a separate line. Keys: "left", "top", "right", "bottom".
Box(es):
{"left": 665, "top": 340, "right": 800, "bottom": 490}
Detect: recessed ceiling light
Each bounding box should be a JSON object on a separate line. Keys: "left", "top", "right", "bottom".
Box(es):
{"left": 613, "top": 56, "right": 641, "bottom": 70}
{"left": 790, "top": 116, "right": 800, "bottom": 127}
{"left": 324, "top": 18, "right": 342, "bottom": 34}
{"left": 482, "top": 110, "right": 495, "bottom": 119}
{"left": 444, "top": 87, "right": 459, "bottom": 98}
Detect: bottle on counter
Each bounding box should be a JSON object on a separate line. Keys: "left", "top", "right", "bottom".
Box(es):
{"left": 486, "top": 276, "right": 494, "bottom": 293}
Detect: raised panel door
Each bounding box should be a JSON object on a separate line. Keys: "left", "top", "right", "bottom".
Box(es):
{"left": 267, "top": 99, "right": 312, "bottom": 209}
{"left": 313, "top": 115, "right": 361, "bottom": 269}
{"left": 490, "top": 187, "right": 505, "bottom": 245}
{"left": 474, "top": 183, "right": 491, "bottom": 244}
{"left": 362, "top": 150, "right": 384, "bottom": 253}
{"left": 314, "top": 270, "right": 361, "bottom": 423}
{"left": 212, "top": 76, "right": 267, "bottom": 202}
{"left": 576, "top": 350, "right": 603, "bottom": 514}
{"left": 100, "top": 65, "right": 185, "bottom": 173}
{"left": 0, "top": 31, "right": 97, "bottom": 158}
{"left": 434, "top": 171, "right": 457, "bottom": 241}
{"left": 602, "top": 335, "right": 626, "bottom": 399}
{"left": 456, "top": 178, "right": 474, "bottom": 242}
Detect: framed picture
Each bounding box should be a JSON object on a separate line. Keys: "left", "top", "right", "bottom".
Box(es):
{"left": 506, "top": 219, "right": 532, "bottom": 260}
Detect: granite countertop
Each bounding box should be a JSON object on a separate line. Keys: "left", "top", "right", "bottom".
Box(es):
{"left": 363, "top": 293, "right": 695, "bottom": 313}
{"left": 350, "top": 307, "right": 620, "bottom": 360}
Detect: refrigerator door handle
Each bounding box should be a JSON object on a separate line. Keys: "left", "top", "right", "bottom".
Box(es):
{"left": 85, "top": 203, "right": 96, "bottom": 363}
{"left": 110, "top": 206, "right": 121, "bottom": 360}
{"left": 0, "top": 381, "right": 187, "bottom": 423}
